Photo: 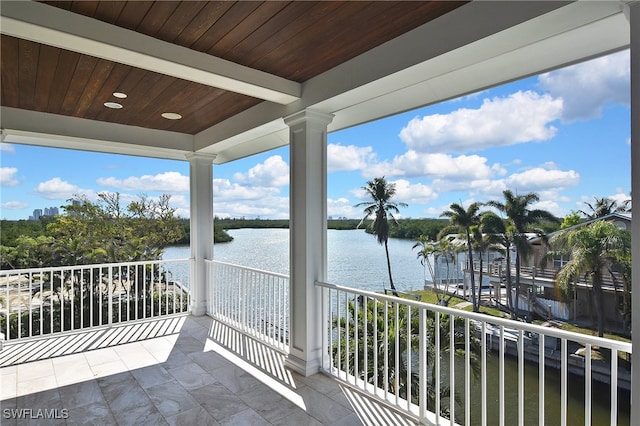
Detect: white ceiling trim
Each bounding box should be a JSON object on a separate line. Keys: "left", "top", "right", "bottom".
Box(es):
{"left": 0, "top": 107, "right": 194, "bottom": 161}
{"left": 0, "top": 1, "right": 301, "bottom": 105}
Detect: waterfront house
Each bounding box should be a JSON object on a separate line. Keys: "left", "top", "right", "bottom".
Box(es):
{"left": 1, "top": 2, "right": 638, "bottom": 424}
{"left": 522, "top": 213, "right": 633, "bottom": 325}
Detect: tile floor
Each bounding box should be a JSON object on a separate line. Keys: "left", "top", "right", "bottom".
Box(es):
{"left": 0, "top": 315, "right": 417, "bottom": 425}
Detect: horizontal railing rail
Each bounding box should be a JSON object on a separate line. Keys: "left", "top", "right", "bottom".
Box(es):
{"left": 472, "top": 261, "right": 623, "bottom": 289}
{"left": 317, "top": 281, "right": 632, "bottom": 426}
{"left": 207, "top": 260, "right": 289, "bottom": 352}
{"left": 0, "top": 259, "right": 191, "bottom": 342}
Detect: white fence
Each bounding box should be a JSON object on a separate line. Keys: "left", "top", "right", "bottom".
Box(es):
{"left": 0, "top": 259, "right": 191, "bottom": 341}
{"left": 317, "top": 281, "right": 632, "bottom": 426}
{"left": 208, "top": 260, "right": 289, "bottom": 352}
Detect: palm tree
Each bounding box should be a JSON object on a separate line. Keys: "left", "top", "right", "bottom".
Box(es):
{"left": 439, "top": 202, "right": 482, "bottom": 312}
{"left": 413, "top": 236, "right": 461, "bottom": 306}
{"left": 470, "top": 224, "right": 500, "bottom": 312}
{"left": 579, "top": 196, "right": 631, "bottom": 219}
{"left": 355, "top": 177, "right": 407, "bottom": 296}
{"left": 413, "top": 235, "right": 434, "bottom": 288}
{"left": 332, "top": 299, "right": 481, "bottom": 420}
{"left": 485, "top": 190, "right": 558, "bottom": 318}
{"left": 544, "top": 220, "right": 631, "bottom": 337}
{"left": 480, "top": 212, "right": 515, "bottom": 314}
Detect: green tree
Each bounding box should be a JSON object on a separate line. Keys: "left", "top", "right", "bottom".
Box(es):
{"left": 0, "top": 235, "right": 55, "bottom": 269}
{"left": 332, "top": 299, "right": 481, "bottom": 420}
{"left": 355, "top": 177, "right": 407, "bottom": 296}
{"left": 485, "top": 191, "right": 558, "bottom": 318}
{"left": 579, "top": 196, "right": 631, "bottom": 219}
{"left": 46, "top": 193, "right": 183, "bottom": 265}
{"left": 470, "top": 224, "right": 501, "bottom": 312}
{"left": 439, "top": 202, "right": 482, "bottom": 312}
{"left": 413, "top": 236, "right": 462, "bottom": 306}
{"left": 479, "top": 212, "right": 514, "bottom": 315}
{"left": 560, "top": 210, "right": 583, "bottom": 229}
{"left": 544, "top": 220, "right": 631, "bottom": 337}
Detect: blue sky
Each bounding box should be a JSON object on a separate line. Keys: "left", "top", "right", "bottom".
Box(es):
{"left": 0, "top": 50, "right": 631, "bottom": 221}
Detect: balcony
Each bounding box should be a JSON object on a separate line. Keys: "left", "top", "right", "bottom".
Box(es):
{"left": 1, "top": 315, "right": 417, "bottom": 425}
{"left": 1, "top": 261, "right": 632, "bottom": 425}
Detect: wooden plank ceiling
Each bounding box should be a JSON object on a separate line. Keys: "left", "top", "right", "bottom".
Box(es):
{"left": 1, "top": 1, "right": 465, "bottom": 135}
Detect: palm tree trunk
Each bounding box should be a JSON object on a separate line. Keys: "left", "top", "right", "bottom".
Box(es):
{"left": 476, "top": 253, "right": 484, "bottom": 312}
{"left": 384, "top": 240, "right": 398, "bottom": 296}
{"left": 505, "top": 249, "right": 514, "bottom": 318}
{"left": 593, "top": 273, "right": 605, "bottom": 337}
{"left": 466, "top": 230, "right": 477, "bottom": 312}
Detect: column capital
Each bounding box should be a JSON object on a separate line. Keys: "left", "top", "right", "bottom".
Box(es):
{"left": 185, "top": 152, "right": 218, "bottom": 164}
{"left": 284, "top": 109, "right": 334, "bottom": 128}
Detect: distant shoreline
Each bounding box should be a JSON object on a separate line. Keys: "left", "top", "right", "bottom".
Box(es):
{"left": 213, "top": 217, "right": 450, "bottom": 241}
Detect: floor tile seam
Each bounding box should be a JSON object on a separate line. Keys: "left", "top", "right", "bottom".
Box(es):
{"left": 15, "top": 371, "right": 60, "bottom": 396}
{"left": 100, "top": 377, "right": 154, "bottom": 423}
{"left": 58, "top": 379, "right": 110, "bottom": 414}
{"left": 137, "top": 368, "right": 192, "bottom": 423}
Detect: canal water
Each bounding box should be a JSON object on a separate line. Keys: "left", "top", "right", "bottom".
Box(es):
{"left": 164, "top": 228, "right": 630, "bottom": 425}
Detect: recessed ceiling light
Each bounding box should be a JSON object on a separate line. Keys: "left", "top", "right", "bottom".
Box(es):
{"left": 113, "top": 92, "right": 127, "bottom": 99}
{"left": 161, "top": 112, "right": 182, "bottom": 120}
{"left": 104, "top": 102, "right": 123, "bottom": 109}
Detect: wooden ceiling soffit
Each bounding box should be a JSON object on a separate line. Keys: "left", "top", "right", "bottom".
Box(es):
{"left": 0, "top": 1, "right": 301, "bottom": 105}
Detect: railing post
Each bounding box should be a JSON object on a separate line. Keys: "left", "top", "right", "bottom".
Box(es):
{"left": 419, "top": 308, "right": 426, "bottom": 421}
{"left": 108, "top": 267, "right": 113, "bottom": 325}
{"left": 628, "top": 3, "right": 640, "bottom": 425}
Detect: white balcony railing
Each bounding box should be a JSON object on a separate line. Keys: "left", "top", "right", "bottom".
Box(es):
{"left": 0, "top": 259, "right": 191, "bottom": 342}
{"left": 208, "top": 260, "right": 289, "bottom": 352}
{"left": 317, "top": 281, "right": 632, "bottom": 426}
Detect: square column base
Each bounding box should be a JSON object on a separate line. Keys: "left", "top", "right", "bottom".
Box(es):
{"left": 190, "top": 300, "right": 207, "bottom": 316}
{"left": 285, "top": 354, "right": 321, "bottom": 377}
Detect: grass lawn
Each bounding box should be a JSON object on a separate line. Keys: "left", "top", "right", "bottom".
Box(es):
{"left": 407, "top": 288, "right": 630, "bottom": 344}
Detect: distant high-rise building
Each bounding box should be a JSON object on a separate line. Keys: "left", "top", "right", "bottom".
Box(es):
{"left": 44, "top": 207, "right": 59, "bottom": 216}
{"left": 28, "top": 206, "right": 60, "bottom": 220}
{"left": 31, "top": 209, "right": 43, "bottom": 220}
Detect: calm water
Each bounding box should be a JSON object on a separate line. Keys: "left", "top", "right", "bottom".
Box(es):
{"left": 163, "top": 228, "right": 630, "bottom": 425}
{"left": 164, "top": 228, "right": 428, "bottom": 292}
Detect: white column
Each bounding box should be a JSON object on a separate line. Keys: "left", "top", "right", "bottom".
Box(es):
{"left": 284, "top": 109, "right": 334, "bottom": 376}
{"left": 186, "top": 153, "right": 216, "bottom": 316}
{"left": 629, "top": 3, "right": 640, "bottom": 425}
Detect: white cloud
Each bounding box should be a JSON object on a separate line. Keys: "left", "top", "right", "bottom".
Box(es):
{"left": 214, "top": 197, "right": 289, "bottom": 219}
{"left": 1, "top": 200, "right": 29, "bottom": 210}
{"left": 0, "top": 143, "right": 15, "bottom": 153}
{"left": 531, "top": 200, "right": 564, "bottom": 218}
{"left": 399, "top": 90, "right": 562, "bottom": 153}
{"left": 434, "top": 177, "right": 501, "bottom": 194}
{"left": 469, "top": 168, "right": 580, "bottom": 202}
{"left": 505, "top": 168, "right": 580, "bottom": 191}
{"left": 213, "top": 178, "right": 279, "bottom": 201}
{"left": 1, "top": 167, "right": 19, "bottom": 187}
{"left": 391, "top": 179, "right": 438, "bottom": 204}
{"left": 538, "top": 49, "right": 629, "bottom": 122}
{"left": 609, "top": 191, "right": 632, "bottom": 208}
{"left": 97, "top": 171, "right": 189, "bottom": 193}
{"left": 34, "top": 178, "right": 94, "bottom": 200}
{"left": 366, "top": 151, "right": 497, "bottom": 180}
{"left": 328, "top": 197, "right": 360, "bottom": 219}
{"left": 327, "top": 144, "right": 375, "bottom": 172}
{"left": 350, "top": 179, "right": 438, "bottom": 207}
{"left": 233, "top": 155, "right": 289, "bottom": 187}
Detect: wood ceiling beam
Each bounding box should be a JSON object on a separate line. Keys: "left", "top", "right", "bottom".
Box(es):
{"left": 0, "top": 1, "right": 301, "bottom": 105}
